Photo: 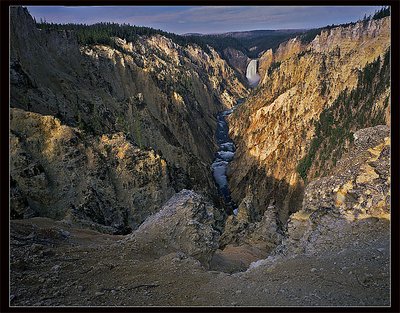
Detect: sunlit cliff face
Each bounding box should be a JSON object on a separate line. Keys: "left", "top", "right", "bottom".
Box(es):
{"left": 227, "top": 16, "right": 390, "bottom": 221}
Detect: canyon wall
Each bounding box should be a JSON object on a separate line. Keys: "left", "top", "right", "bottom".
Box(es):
{"left": 9, "top": 7, "right": 248, "bottom": 231}
{"left": 282, "top": 125, "right": 390, "bottom": 256}
{"left": 221, "top": 47, "right": 250, "bottom": 80}
{"left": 10, "top": 108, "right": 175, "bottom": 233}
{"left": 227, "top": 16, "right": 390, "bottom": 225}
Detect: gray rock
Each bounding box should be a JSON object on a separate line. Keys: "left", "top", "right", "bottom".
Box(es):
{"left": 30, "top": 243, "right": 43, "bottom": 253}
{"left": 128, "top": 190, "right": 220, "bottom": 267}
{"left": 60, "top": 230, "right": 70, "bottom": 238}
{"left": 281, "top": 125, "right": 390, "bottom": 255}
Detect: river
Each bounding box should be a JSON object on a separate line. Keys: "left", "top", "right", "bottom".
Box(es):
{"left": 212, "top": 61, "right": 259, "bottom": 215}
{"left": 211, "top": 99, "right": 244, "bottom": 215}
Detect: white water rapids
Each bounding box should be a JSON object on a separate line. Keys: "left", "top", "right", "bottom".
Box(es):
{"left": 211, "top": 60, "right": 259, "bottom": 214}
{"left": 246, "top": 59, "right": 260, "bottom": 87}
{"left": 211, "top": 99, "right": 245, "bottom": 216}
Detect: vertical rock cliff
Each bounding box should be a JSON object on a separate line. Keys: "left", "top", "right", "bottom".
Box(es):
{"left": 9, "top": 7, "right": 248, "bottom": 231}
{"left": 227, "top": 16, "right": 390, "bottom": 229}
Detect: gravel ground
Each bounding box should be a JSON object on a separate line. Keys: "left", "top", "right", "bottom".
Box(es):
{"left": 9, "top": 216, "right": 390, "bottom": 307}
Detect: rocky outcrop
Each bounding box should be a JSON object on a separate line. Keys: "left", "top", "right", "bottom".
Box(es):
{"left": 282, "top": 125, "right": 390, "bottom": 255}
{"left": 127, "top": 190, "right": 221, "bottom": 267}
{"left": 221, "top": 47, "right": 250, "bottom": 80}
{"left": 258, "top": 17, "right": 390, "bottom": 85}
{"left": 220, "top": 190, "right": 283, "bottom": 248}
{"left": 10, "top": 108, "right": 176, "bottom": 234}
{"left": 257, "top": 49, "right": 273, "bottom": 84}
{"left": 258, "top": 37, "right": 305, "bottom": 85}
{"left": 10, "top": 6, "right": 248, "bottom": 205}
{"left": 210, "top": 186, "right": 284, "bottom": 271}
{"left": 227, "top": 16, "right": 390, "bottom": 226}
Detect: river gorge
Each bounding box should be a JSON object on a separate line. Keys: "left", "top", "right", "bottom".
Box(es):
{"left": 7, "top": 5, "right": 392, "bottom": 307}
{"left": 210, "top": 59, "right": 260, "bottom": 214}
{"left": 211, "top": 99, "right": 244, "bottom": 215}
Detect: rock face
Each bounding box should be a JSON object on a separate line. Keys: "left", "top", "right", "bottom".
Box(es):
{"left": 10, "top": 6, "right": 248, "bottom": 207}
{"left": 219, "top": 192, "right": 283, "bottom": 253}
{"left": 10, "top": 108, "right": 175, "bottom": 234}
{"left": 282, "top": 125, "right": 390, "bottom": 255}
{"left": 221, "top": 47, "right": 250, "bottom": 81}
{"left": 257, "top": 49, "right": 273, "bottom": 83}
{"left": 227, "top": 16, "right": 390, "bottom": 227}
{"left": 213, "top": 123, "right": 390, "bottom": 270}
{"left": 127, "top": 190, "right": 221, "bottom": 267}
{"left": 259, "top": 38, "right": 305, "bottom": 84}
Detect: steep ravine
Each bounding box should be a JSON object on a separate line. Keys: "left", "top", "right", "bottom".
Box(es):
{"left": 10, "top": 124, "right": 390, "bottom": 305}
{"left": 9, "top": 7, "right": 391, "bottom": 306}
{"left": 211, "top": 107, "right": 238, "bottom": 214}
{"left": 209, "top": 58, "right": 260, "bottom": 214}
{"left": 211, "top": 99, "right": 245, "bottom": 215}
{"left": 10, "top": 6, "right": 248, "bottom": 232}
{"left": 209, "top": 59, "right": 259, "bottom": 215}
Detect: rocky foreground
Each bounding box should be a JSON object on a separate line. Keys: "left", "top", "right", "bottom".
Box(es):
{"left": 10, "top": 125, "right": 390, "bottom": 306}
{"left": 10, "top": 216, "right": 389, "bottom": 306}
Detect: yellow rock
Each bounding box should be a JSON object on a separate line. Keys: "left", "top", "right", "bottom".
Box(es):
{"left": 336, "top": 191, "right": 346, "bottom": 206}
{"left": 356, "top": 164, "right": 379, "bottom": 184}
{"left": 336, "top": 181, "right": 353, "bottom": 206}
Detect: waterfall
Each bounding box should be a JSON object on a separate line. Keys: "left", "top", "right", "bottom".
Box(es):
{"left": 246, "top": 59, "right": 260, "bottom": 87}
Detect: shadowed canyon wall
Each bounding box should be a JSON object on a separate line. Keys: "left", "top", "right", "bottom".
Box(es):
{"left": 9, "top": 7, "right": 248, "bottom": 232}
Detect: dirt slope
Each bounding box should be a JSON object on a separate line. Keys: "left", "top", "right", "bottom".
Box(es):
{"left": 10, "top": 215, "right": 389, "bottom": 306}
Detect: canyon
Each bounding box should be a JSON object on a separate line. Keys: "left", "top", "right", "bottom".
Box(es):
{"left": 8, "top": 6, "right": 391, "bottom": 307}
